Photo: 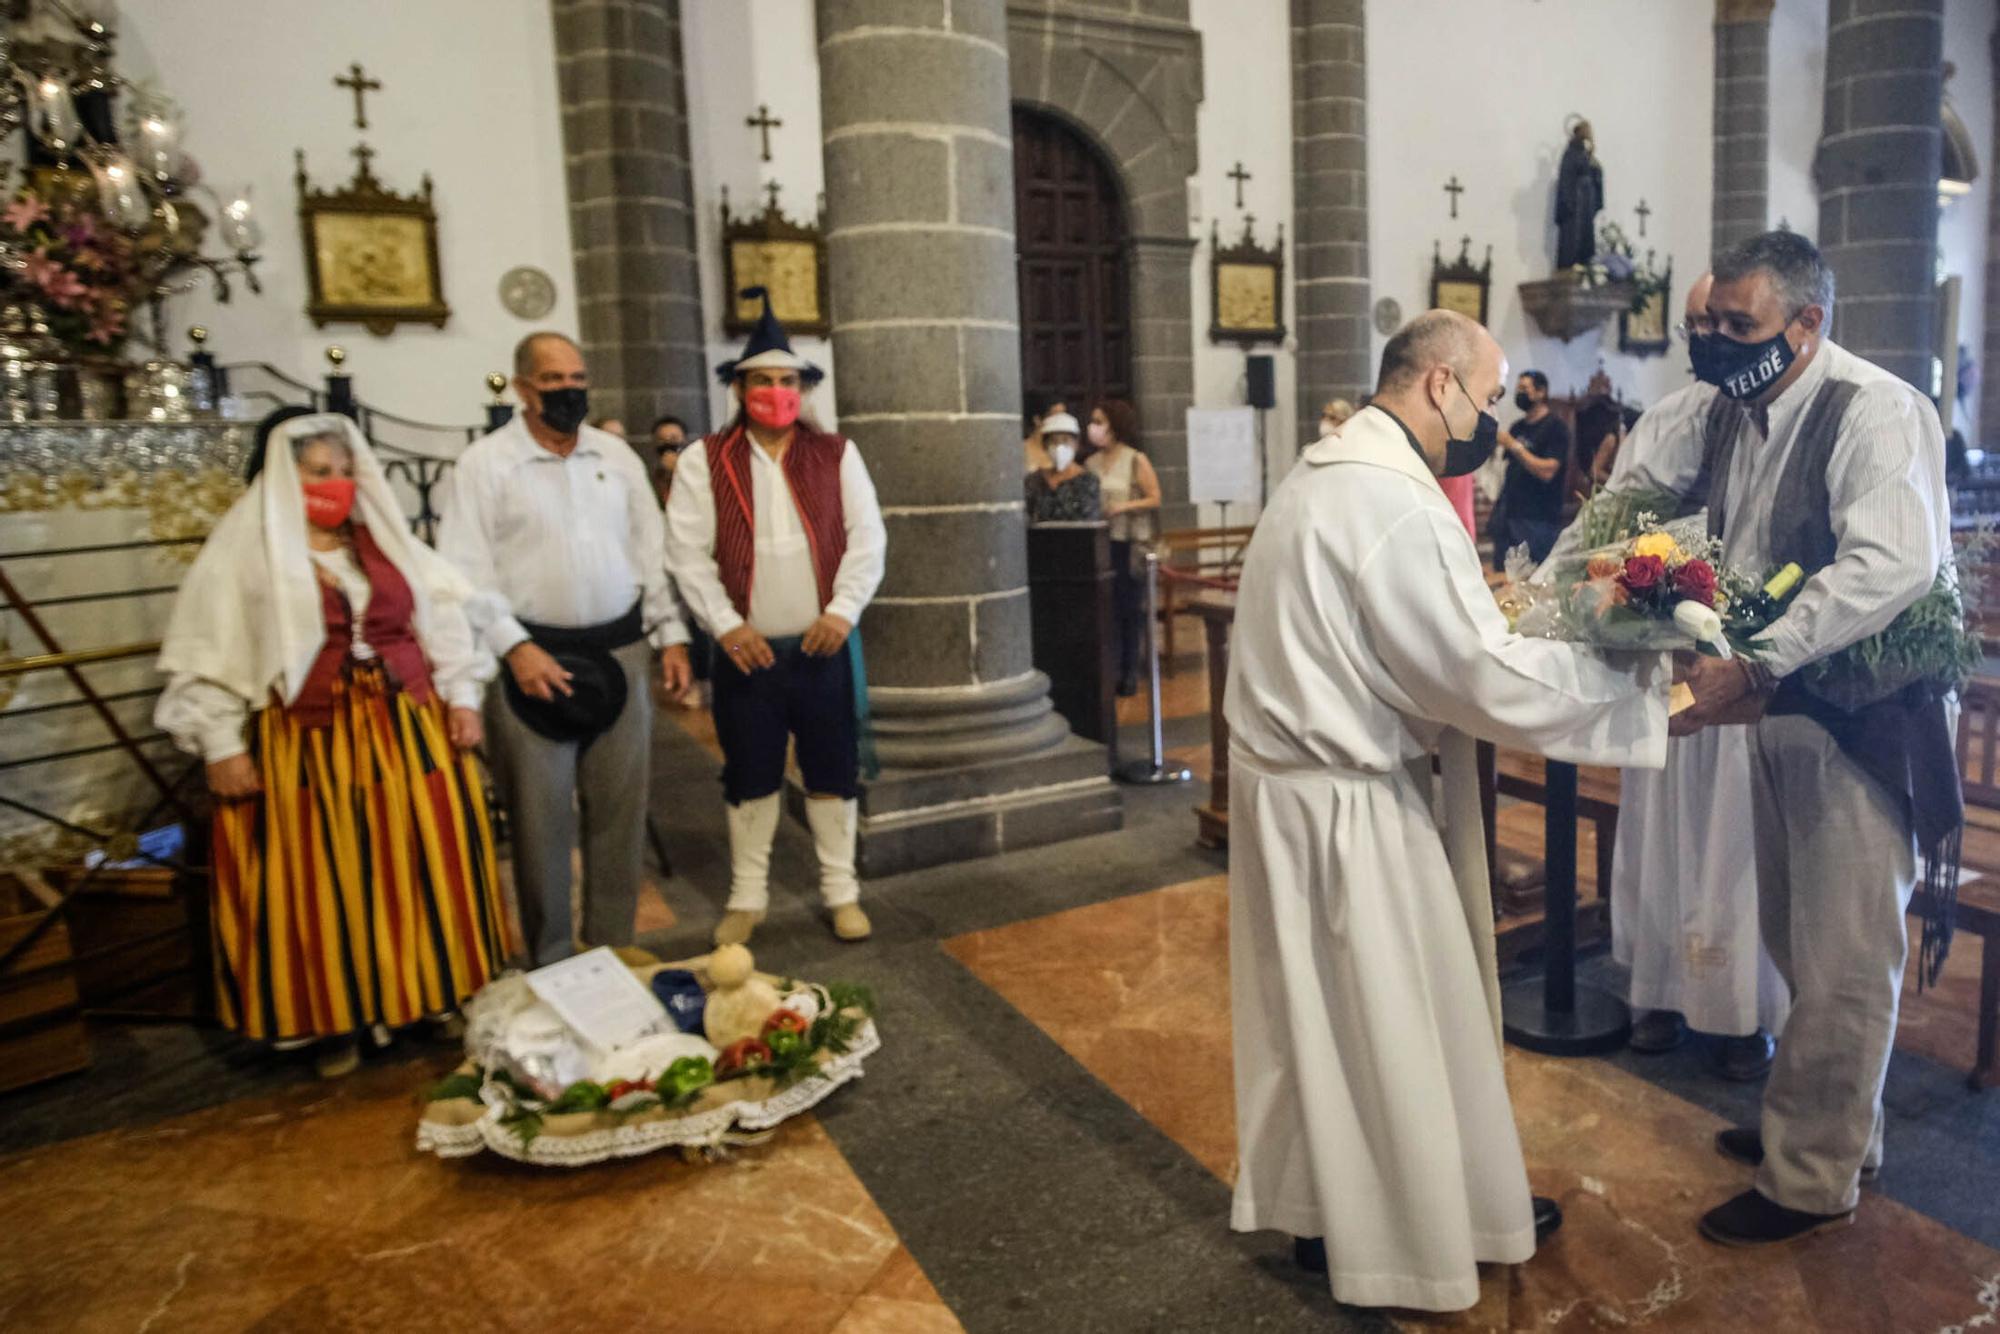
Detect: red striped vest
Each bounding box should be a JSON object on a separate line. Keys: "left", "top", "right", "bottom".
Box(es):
{"left": 291, "top": 525, "right": 436, "bottom": 725}
{"left": 707, "top": 423, "right": 849, "bottom": 619}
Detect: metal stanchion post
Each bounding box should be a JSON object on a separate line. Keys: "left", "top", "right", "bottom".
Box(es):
{"left": 1115, "top": 549, "right": 1192, "bottom": 787}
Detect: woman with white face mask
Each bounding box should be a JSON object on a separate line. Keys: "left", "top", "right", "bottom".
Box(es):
{"left": 1024, "top": 413, "right": 1102, "bottom": 523}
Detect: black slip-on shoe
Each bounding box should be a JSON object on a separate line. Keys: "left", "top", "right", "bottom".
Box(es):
{"left": 1533, "top": 1196, "right": 1563, "bottom": 1245}
{"left": 1713, "top": 1029, "right": 1776, "bottom": 1082}
{"left": 1628, "top": 1009, "right": 1688, "bottom": 1053}
{"left": 1699, "top": 1189, "right": 1852, "bottom": 1247}
{"left": 1293, "top": 1235, "right": 1327, "bottom": 1274}
{"left": 1713, "top": 1127, "right": 1878, "bottom": 1181}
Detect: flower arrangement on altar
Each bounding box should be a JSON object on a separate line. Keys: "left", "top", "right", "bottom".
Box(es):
{"left": 1571, "top": 221, "right": 1670, "bottom": 315}
{"left": 0, "top": 188, "right": 144, "bottom": 351}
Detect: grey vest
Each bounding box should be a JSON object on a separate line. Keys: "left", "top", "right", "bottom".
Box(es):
{"left": 1695, "top": 378, "right": 1860, "bottom": 573}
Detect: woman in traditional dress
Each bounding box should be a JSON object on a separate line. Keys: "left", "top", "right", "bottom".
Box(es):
{"left": 1085, "top": 398, "right": 1162, "bottom": 695}
{"left": 157, "top": 410, "right": 509, "bottom": 1078}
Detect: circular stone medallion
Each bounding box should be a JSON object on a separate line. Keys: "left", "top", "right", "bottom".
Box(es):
{"left": 1373, "top": 297, "right": 1403, "bottom": 336}
{"left": 499, "top": 266, "right": 558, "bottom": 321}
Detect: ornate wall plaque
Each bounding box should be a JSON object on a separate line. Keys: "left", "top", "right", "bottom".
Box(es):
{"left": 295, "top": 146, "right": 451, "bottom": 337}
{"left": 721, "top": 184, "right": 828, "bottom": 337}
{"left": 499, "top": 265, "right": 556, "bottom": 321}
{"left": 1208, "top": 216, "right": 1285, "bottom": 346}
{"left": 1619, "top": 262, "right": 1673, "bottom": 356}
{"left": 1430, "top": 237, "right": 1493, "bottom": 327}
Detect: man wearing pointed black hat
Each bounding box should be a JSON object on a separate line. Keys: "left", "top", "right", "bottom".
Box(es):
{"left": 439, "top": 330, "right": 693, "bottom": 966}
{"left": 665, "top": 289, "right": 886, "bottom": 946}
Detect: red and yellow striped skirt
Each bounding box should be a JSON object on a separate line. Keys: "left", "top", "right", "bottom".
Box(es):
{"left": 211, "top": 665, "right": 511, "bottom": 1042}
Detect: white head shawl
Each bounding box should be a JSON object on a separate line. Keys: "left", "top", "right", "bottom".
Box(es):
{"left": 157, "top": 412, "right": 480, "bottom": 707}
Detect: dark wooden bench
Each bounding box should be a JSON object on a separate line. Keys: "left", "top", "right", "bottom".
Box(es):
{"left": 1934, "top": 677, "right": 2000, "bottom": 1089}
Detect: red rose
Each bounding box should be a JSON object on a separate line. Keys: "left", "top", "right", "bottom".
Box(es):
{"left": 1619, "top": 554, "right": 1666, "bottom": 593}
{"left": 1673, "top": 558, "right": 1718, "bottom": 607}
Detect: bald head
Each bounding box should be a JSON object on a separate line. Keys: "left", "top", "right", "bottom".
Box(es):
{"left": 1368, "top": 309, "right": 1508, "bottom": 475}
{"left": 514, "top": 330, "right": 583, "bottom": 379}
{"left": 1684, "top": 272, "right": 1715, "bottom": 336}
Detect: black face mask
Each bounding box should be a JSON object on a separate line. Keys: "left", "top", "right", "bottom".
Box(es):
{"left": 1514, "top": 390, "right": 1535, "bottom": 411}
{"left": 1439, "top": 373, "right": 1499, "bottom": 477}
{"left": 1690, "top": 326, "right": 1798, "bottom": 401}
{"left": 537, "top": 386, "right": 590, "bottom": 435}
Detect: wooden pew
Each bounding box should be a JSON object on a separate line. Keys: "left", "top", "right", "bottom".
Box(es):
{"left": 1938, "top": 676, "right": 2000, "bottom": 1089}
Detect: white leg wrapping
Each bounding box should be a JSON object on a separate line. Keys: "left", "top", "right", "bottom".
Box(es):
{"left": 805, "top": 797, "right": 861, "bottom": 909}
{"left": 726, "top": 794, "right": 782, "bottom": 912}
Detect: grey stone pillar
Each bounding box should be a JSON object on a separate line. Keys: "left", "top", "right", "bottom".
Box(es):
{"left": 1814, "top": 0, "right": 1943, "bottom": 390}
{"left": 550, "top": 0, "right": 708, "bottom": 431}
{"left": 1983, "top": 21, "right": 2000, "bottom": 445}
{"left": 1130, "top": 236, "right": 1198, "bottom": 530}
{"left": 817, "top": 0, "right": 1120, "bottom": 877}
{"left": 1713, "top": 0, "right": 1775, "bottom": 253}
{"left": 1290, "top": 0, "right": 1372, "bottom": 435}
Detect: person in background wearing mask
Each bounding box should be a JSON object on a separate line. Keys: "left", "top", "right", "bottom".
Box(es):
{"left": 653, "top": 414, "right": 688, "bottom": 507}
{"left": 666, "top": 288, "right": 887, "bottom": 948}
{"left": 1627, "top": 231, "right": 1953, "bottom": 1247}
{"left": 1485, "top": 370, "right": 1571, "bottom": 570}
{"left": 1226, "top": 309, "right": 1668, "bottom": 1310}
{"left": 1540, "top": 271, "right": 1788, "bottom": 1084}
{"left": 1086, "top": 398, "right": 1162, "bottom": 696}
{"left": 1023, "top": 400, "right": 1068, "bottom": 473}
{"left": 157, "top": 409, "right": 508, "bottom": 1079}
{"left": 1024, "top": 411, "right": 1101, "bottom": 522}
{"left": 438, "top": 331, "right": 693, "bottom": 967}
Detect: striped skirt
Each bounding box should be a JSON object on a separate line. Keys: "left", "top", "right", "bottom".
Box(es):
{"left": 211, "top": 665, "right": 511, "bottom": 1042}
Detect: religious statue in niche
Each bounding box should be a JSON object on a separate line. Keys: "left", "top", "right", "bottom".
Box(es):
{"left": 721, "top": 182, "right": 828, "bottom": 337}
{"left": 1429, "top": 237, "right": 1492, "bottom": 328}
{"left": 1554, "top": 115, "right": 1603, "bottom": 271}
{"left": 1208, "top": 215, "right": 1285, "bottom": 346}
{"left": 294, "top": 65, "right": 448, "bottom": 336}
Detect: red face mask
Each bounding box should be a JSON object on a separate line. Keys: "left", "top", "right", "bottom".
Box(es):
{"left": 744, "top": 385, "right": 801, "bottom": 429}
{"left": 302, "top": 477, "right": 356, "bottom": 528}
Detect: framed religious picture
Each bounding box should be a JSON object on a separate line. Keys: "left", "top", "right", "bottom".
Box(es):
{"left": 1620, "top": 264, "right": 1673, "bottom": 356}
{"left": 1429, "top": 237, "right": 1492, "bottom": 326}
{"left": 1209, "top": 216, "right": 1285, "bottom": 346}
{"left": 721, "top": 184, "right": 829, "bottom": 337}
{"left": 295, "top": 148, "right": 450, "bottom": 336}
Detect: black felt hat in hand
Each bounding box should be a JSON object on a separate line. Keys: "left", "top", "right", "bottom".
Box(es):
{"left": 500, "top": 648, "right": 629, "bottom": 744}
{"left": 714, "top": 286, "right": 825, "bottom": 385}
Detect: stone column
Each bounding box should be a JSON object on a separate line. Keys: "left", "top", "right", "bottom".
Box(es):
{"left": 1983, "top": 20, "right": 2000, "bottom": 445}
{"left": 816, "top": 0, "right": 1120, "bottom": 877}
{"left": 550, "top": 0, "right": 708, "bottom": 431}
{"left": 1712, "top": 0, "right": 1776, "bottom": 253}
{"left": 1290, "top": 0, "right": 1372, "bottom": 434}
{"left": 1815, "top": 0, "right": 1943, "bottom": 390}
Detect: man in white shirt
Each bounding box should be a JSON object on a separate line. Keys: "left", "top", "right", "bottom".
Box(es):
{"left": 665, "top": 289, "right": 886, "bottom": 947}
{"left": 1660, "top": 232, "right": 1954, "bottom": 1245}
{"left": 438, "top": 332, "right": 692, "bottom": 966}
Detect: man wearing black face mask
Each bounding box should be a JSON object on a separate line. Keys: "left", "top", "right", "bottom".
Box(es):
{"left": 1486, "top": 370, "right": 1570, "bottom": 571}
{"left": 1224, "top": 309, "right": 1670, "bottom": 1312}
{"left": 1599, "top": 231, "right": 1954, "bottom": 1248}
{"left": 439, "top": 331, "right": 694, "bottom": 967}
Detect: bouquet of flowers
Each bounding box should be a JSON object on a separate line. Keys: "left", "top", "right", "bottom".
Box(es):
{"left": 1508, "top": 513, "right": 1749, "bottom": 656}
{"left": 0, "top": 187, "right": 145, "bottom": 353}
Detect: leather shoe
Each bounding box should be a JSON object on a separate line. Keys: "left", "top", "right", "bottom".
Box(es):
{"left": 1293, "top": 1235, "right": 1327, "bottom": 1274}
{"left": 1713, "top": 1029, "right": 1776, "bottom": 1082}
{"left": 1533, "top": 1195, "right": 1563, "bottom": 1245}
{"left": 1715, "top": 1127, "right": 1877, "bottom": 1181}
{"left": 1628, "top": 1009, "right": 1688, "bottom": 1053}
{"left": 1699, "top": 1188, "right": 1852, "bottom": 1247}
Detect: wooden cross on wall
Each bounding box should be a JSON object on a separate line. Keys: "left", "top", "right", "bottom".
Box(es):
{"left": 1444, "top": 175, "right": 1464, "bottom": 220}
{"left": 747, "top": 104, "right": 782, "bottom": 163}
{"left": 1227, "top": 161, "right": 1251, "bottom": 209}
{"left": 764, "top": 179, "right": 783, "bottom": 212}
{"left": 1635, "top": 198, "right": 1652, "bottom": 237}
{"left": 350, "top": 142, "right": 377, "bottom": 181}
{"left": 336, "top": 62, "right": 381, "bottom": 131}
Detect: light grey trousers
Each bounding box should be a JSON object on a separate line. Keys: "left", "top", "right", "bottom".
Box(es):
{"left": 483, "top": 640, "right": 654, "bottom": 967}
{"left": 1747, "top": 712, "right": 1916, "bottom": 1215}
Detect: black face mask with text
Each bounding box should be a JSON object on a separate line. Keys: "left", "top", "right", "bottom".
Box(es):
{"left": 1690, "top": 326, "right": 1798, "bottom": 401}
{"left": 537, "top": 386, "right": 591, "bottom": 435}
{"left": 1439, "top": 373, "right": 1500, "bottom": 477}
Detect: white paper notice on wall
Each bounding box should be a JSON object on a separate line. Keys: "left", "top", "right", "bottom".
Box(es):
{"left": 1186, "top": 406, "right": 1260, "bottom": 505}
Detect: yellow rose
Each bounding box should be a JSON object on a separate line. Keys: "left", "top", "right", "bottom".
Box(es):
{"left": 1630, "top": 532, "right": 1681, "bottom": 562}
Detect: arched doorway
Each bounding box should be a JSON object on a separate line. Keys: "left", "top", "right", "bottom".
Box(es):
{"left": 1011, "top": 106, "right": 1132, "bottom": 428}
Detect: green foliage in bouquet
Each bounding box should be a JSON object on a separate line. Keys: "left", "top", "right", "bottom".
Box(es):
{"left": 1805, "top": 562, "right": 1984, "bottom": 706}
{"left": 1568, "top": 487, "right": 1688, "bottom": 552}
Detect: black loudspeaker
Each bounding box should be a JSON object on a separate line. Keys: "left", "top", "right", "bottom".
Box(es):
{"left": 1245, "top": 354, "right": 1276, "bottom": 409}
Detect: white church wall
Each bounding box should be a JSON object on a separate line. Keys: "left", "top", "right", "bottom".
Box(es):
{"left": 1366, "top": 0, "right": 1716, "bottom": 417}
{"left": 1767, "top": 0, "right": 1827, "bottom": 240}
{"left": 113, "top": 0, "right": 577, "bottom": 427}
{"left": 685, "top": 0, "right": 837, "bottom": 434}
{"left": 1938, "top": 0, "right": 1992, "bottom": 445}
{"left": 1188, "top": 0, "right": 1296, "bottom": 524}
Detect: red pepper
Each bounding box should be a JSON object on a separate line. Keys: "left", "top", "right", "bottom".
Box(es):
{"left": 763, "top": 1008, "right": 809, "bottom": 1037}
{"left": 716, "top": 1037, "right": 774, "bottom": 1076}
{"left": 604, "top": 1078, "right": 654, "bottom": 1100}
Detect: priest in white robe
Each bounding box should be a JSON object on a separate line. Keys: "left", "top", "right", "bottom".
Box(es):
{"left": 1226, "top": 310, "right": 1669, "bottom": 1313}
